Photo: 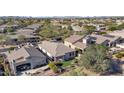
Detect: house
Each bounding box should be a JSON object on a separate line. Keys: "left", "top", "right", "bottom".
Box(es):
{"left": 116, "top": 20, "right": 124, "bottom": 25}
{"left": 85, "top": 34, "right": 122, "bottom": 47}
{"left": 87, "top": 23, "right": 106, "bottom": 31}
{"left": 38, "top": 41, "right": 76, "bottom": 61}
{"left": 24, "top": 24, "right": 41, "bottom": 31}
{"left": 7, "top": 47, "right": 47, "bottom": 75}
{"left": 108, "top": 30, "right": 124, "bottom": 42}
{"left": 0, "top": 24, "right": 19, "bottom": 33}
{"left": 0, "top": 26, "right": 6, "bottom": 33}
{"left": 64, "top": 35, "right": 87, "bottom": 53}
{"left": 64, "top": 34, "right": 121, "bottom": 53}
{"left": 5, "top": 28, "right": 40, "bottom": 45}
{"left": 96, "top": 24, "right": 106, "bottom": 31}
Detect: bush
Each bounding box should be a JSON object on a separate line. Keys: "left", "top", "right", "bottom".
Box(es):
{"left": 115, "top": 52, "right": 124, "bottom": 58}
{"left": 8, "top": 47, "right": 16, "bottom": 51}
{"left": 108, "top": 23, "right": 124, "bottom": 31}
{"left": 99, "top": 32, "right": 107, "bottom": 35}
{"left": 6, "top": 27, "right": 14, "bottom": 33}
{"left": 115, "top": 54, "right": 122, "bottom": 58}
{"left": 0, "top": 57, "right": 4, "bottom": 64}
{"left": 8, "top": 46, "right": 16, "bottom": 53}
{"left": 9, "top": 32, "right": 16, "bottom": 35}
{"left": 108, "top": 25, "right": 118, "bottom": 31}
{"left": 48, "top": 62, "right": 59, "bottom": 73}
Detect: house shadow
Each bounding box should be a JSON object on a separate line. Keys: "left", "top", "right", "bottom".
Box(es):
{"left": 112, "top": 59, "right": 124, "bottom": 75}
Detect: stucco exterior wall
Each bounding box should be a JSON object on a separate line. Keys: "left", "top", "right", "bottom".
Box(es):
{"left": 64, "top": 41, "right": 77, "bottom": 49}
{"left": 9, "top": 56, "right": 47, "bottom": 75}
{"left": 64, "top": 52, "right": 75, "bottom": 60}
{"left": 27, "top": 57, "right": 46, "bottom": 68}
{"left": 39, "top": 44, "right": 76, "bottom": 62}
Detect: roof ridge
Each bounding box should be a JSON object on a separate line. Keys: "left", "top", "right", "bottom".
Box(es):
{"left": 54, "top": 43, "right": 60, "bottom": 56}
{"left": 23, "top": 47, "right": 31, "bottom": 57}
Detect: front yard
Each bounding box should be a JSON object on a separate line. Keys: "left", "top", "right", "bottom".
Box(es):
{"left": 62, "top": 60, "right": 74, "bottom": 67}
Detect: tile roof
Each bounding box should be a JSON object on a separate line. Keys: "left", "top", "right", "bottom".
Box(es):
{"left": 108, "top": 30, "right": 124, "bottom": 38}
{"left": 73, "top": 42, "right": 87, "bottom": 50}
{"left": 65, "top": 35, "right": 84, "bottom": 44}
{"left": 25, "top": 24, "right": 41, "bottom": 30}
{"left": 7, "top": 47, "right": 45, "bottom": 63}
{"left": 90, "top": 34, "right": 120, "bottom": 44}
{"left": 39, "top": 41, "right": 75, "bottom": 57}
{"left": 7, "top": 28, "right": 38, "bottom": 39}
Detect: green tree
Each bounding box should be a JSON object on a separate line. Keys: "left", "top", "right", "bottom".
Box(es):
{"left": 68, "top": 25, "right": 73, "bottom": 31}
{"left": 108, "top": 24, "right": 118, "bottom": 31}
{"left": 39, "top": 23, "right": 72, "bottom": 39}
{"left": 84, "top": 25, "right": 96, "bottom": 34}
{"left": 118, "top": 23, "right": 124, "bottom": 30}
{"left": 108, "top": 23, "right": 124, "bottom": 31}
{"left": 6, "top": 27, "right": 14, "bottom": 33}
{"left": 44, "top": 19, "right": 51, "bottom": 25}
{"left": 7, "top": 18, "right": 14, "bottom": 25}
{"left": 80, "top": 45, "right": 121, "bottom": 74}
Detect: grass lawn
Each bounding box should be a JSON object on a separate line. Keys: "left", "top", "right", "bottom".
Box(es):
{"left": 62, "top": 59, "right": 74, "bottom": 67}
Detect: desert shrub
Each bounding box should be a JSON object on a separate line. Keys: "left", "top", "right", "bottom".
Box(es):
{"left": 48, "top": 62, "right": 59, "bottom": 73}
{"left": 99, "top": 32, "right": 107, "bottom": 35}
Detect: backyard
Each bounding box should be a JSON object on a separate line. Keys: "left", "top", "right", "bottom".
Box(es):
{"left": 113, "top": 51, "right": 124, "bottom": 61}
{"left": 62, "top": 58, "right": 79, "bottom": 68}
